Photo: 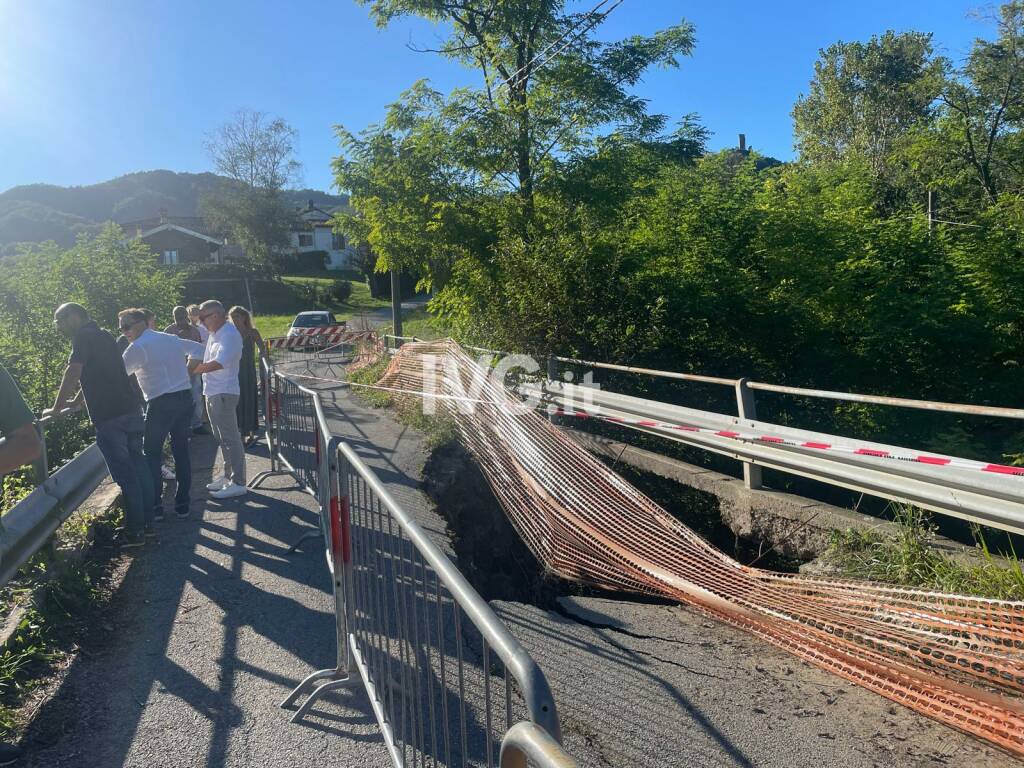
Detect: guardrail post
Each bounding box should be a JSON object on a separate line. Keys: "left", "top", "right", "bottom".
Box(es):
{"left": 547, "top": 356, "right": 559, "bottom": 424}
{"left": 32, "top": 422, "right": 48, "bottom": 486}
{"left": 735, "top": 377, "right": 763, "bottom": 490}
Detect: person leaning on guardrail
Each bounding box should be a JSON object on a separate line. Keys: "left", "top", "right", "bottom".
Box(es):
{"left": 45, "top": 302, "right": 156, "bottom": 548}
{"left": 0, "top": 363, "right": 42, "bottom": 478}
{"left": 167, "top": 305, "right": 208, "bottom": 435}
{"left": 191, "top": 300, "right": 247, "bottom": 500}
{"left": 0, "top": 363, "right": 43, "bottom": 766}
{"left": 119, "top": 308, "right": 206, "bottom": 521}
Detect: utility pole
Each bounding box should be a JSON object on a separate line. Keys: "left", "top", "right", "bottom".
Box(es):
{"left": 927, "top": 189, "right": 937, "bottom": 236}
{"left": 390, "top": 268, "right": 403, "bottom": 338}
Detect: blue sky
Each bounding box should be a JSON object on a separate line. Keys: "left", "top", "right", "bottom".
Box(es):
{"left": 0, "top": 0, "right": 997, "bottom": 195}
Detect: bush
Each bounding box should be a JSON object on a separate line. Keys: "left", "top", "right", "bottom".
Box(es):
{"left": 296, "top": 250, "right": 328, "bottom": 272}
{"left": 287, "top": 279, "right": 353, "bottom": 308}
{"left": 0, "top": 225, "right": 182, "bottom": 471}
{"left": 328, "top": 280, "right": 352, "bottom": 303}
{"left": 176, "top": 263, "right": 258, "bottom": 279}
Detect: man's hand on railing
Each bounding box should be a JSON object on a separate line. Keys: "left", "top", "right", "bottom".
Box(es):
{"left": 38, "top": 403, "right": 82, "bottom": 424}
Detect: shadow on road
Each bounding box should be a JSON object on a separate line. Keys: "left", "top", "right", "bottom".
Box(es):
{"left": 21, "top": 438, "right": 381, "bottom": 768}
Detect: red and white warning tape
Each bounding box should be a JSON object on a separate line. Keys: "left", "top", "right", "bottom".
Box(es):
{"left": 554, "top": 409, "right": 1024, "bottom": 477}
{"left": 267, "top": 330, "right": 371, "bottom": 349}
{"left": 289, "top": 325, "right": 347, "bottom": 337}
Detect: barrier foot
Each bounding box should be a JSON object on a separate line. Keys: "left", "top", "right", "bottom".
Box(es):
{"left": 248, "top": 470, "right": 293, "bottom": 490}
{"left": 281, "top": 669, "right": 355, "bottom": 723}
{"left": 287, "top": 529, "right": 321, "bottom": 554}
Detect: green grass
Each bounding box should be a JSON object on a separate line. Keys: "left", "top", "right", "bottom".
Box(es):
{"left": 347, "top": 355, "right": 456, "bottom": 449}
{"left": 253, "top": 314, "right": 295, "bottom": 340}
{"left": 380, "top": 306, "right": 449, "bottom": 341}
{"left": 0, "top": 505, "right": 123, "bottom": 738}
{"left": 281, "top": 275, "right": 389, "bottom": 311}
{"left": 824, "top": 505, "right": 1024, "bottom": 601}
{"left": 254, "top": 277, "right": 392, "bottom": 340}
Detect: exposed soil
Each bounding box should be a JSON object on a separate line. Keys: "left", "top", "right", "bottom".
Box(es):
{"left": 598, "top": 458, "right": 808, "bottom": 573}
{"left": 420, "top": 440, "right": 803, "bottom": 611}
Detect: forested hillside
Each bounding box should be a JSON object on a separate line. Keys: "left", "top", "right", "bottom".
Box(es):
{"left": 0, "top": 170, "right": 347, "bottom": 251}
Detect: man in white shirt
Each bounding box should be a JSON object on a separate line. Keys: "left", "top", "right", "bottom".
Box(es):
{"left": 191, "top": 300, "right": 247, "bottom": 498}
{"left": 120, "top": 308, "right": 206, "bottom": 520}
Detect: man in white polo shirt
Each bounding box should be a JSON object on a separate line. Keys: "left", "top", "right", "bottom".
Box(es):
{"left": 191, "top": 300, "right": 247, "bottom": 498}
{"left": 120, "top": 308, "right": 205, "bottom": 520}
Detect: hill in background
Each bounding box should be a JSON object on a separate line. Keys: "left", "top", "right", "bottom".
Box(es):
{"left": 0, "top": 170, "right": 347, "bottom": 252}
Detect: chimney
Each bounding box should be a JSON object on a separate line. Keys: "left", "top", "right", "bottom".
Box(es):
{"left": 308, "top": 199, "right": 315, "bottom": 210}
{"left": 159, "top": 207, "right": 168, "bottom": 224}
{"left": 136, "top": 225, "right": 143, "bottom": 238}
{"left": 738, "top": 134, "right": 747, "bottom": 153}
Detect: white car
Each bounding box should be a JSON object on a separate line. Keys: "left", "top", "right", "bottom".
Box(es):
{"left": 287, "top": 311, "right": 344, "bottom": 338}
{"left": 286, "top": 312, "right": 346, "bottom": 351}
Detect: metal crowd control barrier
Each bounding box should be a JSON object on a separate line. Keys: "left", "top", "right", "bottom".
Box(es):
{"left": 254, "top": 358, "right": 573, "bottom": 767}
{"left": 266, "top": 331, "right": 377, "bottom": 382}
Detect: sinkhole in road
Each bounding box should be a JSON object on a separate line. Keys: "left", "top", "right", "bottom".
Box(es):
{"left": 599, "top": 458, "right": 807, "bottom": 574}
{"left": 422, "top": 440, "right": 804, "bottom": 611}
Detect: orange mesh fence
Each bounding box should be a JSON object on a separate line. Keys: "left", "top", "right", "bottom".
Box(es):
{"left": 373, "top": 339, "right": 1024, "bottom": 756}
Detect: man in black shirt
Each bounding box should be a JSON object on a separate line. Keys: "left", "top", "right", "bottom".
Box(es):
{"left": 45, "top": 303, "right": 156, "bottom": 546}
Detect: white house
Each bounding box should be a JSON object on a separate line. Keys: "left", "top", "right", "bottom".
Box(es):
{"left": 290, "top": 200, "right": 357, "bottom": 270}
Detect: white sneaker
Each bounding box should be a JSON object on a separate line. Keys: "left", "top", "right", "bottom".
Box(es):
{"left": 161, "top": 465, "right": 176, "bottom": 481}
{"left": 205, "top": 476, "right": 229, "bottom": 491}
{"left": 210, "top": 482, "right": 247, "bottom": 499}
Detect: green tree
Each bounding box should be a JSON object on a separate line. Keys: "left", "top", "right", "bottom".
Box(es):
{"left": 792, "top": 31, "right": 945, "bottom": 175}
{"left": 0, "top": 224, "right": 182, "bottom": 466}
{"left": 201, "top": 109, "right": 301, "bottom": 273}
{"left": 939, "top": 2, "right": 1024, "bottom": 200}
{"left": 355, "top": 0, "right": 694, "bottom": 215}
{"left": 333, "top": 82, "right": 485, "bottom": 285}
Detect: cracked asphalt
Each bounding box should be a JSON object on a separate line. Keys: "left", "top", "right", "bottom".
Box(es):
{"left": 18, "top": 373, "right": 1023, "bottom": 768}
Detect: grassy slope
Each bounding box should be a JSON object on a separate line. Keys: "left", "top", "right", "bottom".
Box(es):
{"left": 378, "top": 306, "right": 448, "bottom": 341}
{"left": 254, "top": 277, "right": 390, "bottom": 339}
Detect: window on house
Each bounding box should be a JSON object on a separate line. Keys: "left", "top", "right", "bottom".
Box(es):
{"left": 331, "top": 232, "right": 344, "bottom": 250}
{"left": 162, "top": 250, "right": 179, "bottom": 265}
{"left": 298, "top": 233, "right": 314, "bottom": 247}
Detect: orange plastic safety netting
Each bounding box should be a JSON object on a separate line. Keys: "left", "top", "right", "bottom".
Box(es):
{"left": 374, "top": 339, "right": 1024, "bottom": 756}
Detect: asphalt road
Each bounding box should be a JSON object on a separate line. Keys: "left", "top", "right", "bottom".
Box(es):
{"left": 20, "top": 437, "right": 390, "bottom": 768}
{"left": 20, "top": 376, "right": 1023, "bottom": 768}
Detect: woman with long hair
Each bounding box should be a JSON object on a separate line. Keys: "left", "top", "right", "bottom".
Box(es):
{"left": 227, "top": 306, "right": 265, "bottom": 446}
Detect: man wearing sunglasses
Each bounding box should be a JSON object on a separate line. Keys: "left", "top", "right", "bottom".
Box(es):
{"left": 190, "top": 300, "right": 247, "bottom": 499}
{"left": 119, "top": 308, "right": 205, "bottom": 521}
{"left": 46, "top": 303, "right": 155, "bottom": 547}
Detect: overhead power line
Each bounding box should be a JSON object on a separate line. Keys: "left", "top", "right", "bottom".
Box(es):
{"left": 490, "top": 0, "right": 627, "bottom": 93}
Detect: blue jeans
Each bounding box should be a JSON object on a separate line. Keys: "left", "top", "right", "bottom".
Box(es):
{"left": 94, "top": 411, "right": 154, "bottom": 536}
{"left": 190, "top": 373, "right": 204, "bottom": 429}
{"left": 144, "top": 389, "right": 193, "bottom": 516}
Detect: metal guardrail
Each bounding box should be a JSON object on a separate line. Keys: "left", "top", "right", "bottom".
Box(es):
{"left": 1, "top": 410, "right": 106, "bottom": 588}
{"left": 551, "top": 355, "right": 1024, "bottom": 493}
{"left": 517, "top": 379, "right": 1024, "bottom": 536}
{"left": 552, "top": 355, "right": 1024, "bottom": 420}
{"left": 252, "top": 355, "right": 574, "bottom": 768}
